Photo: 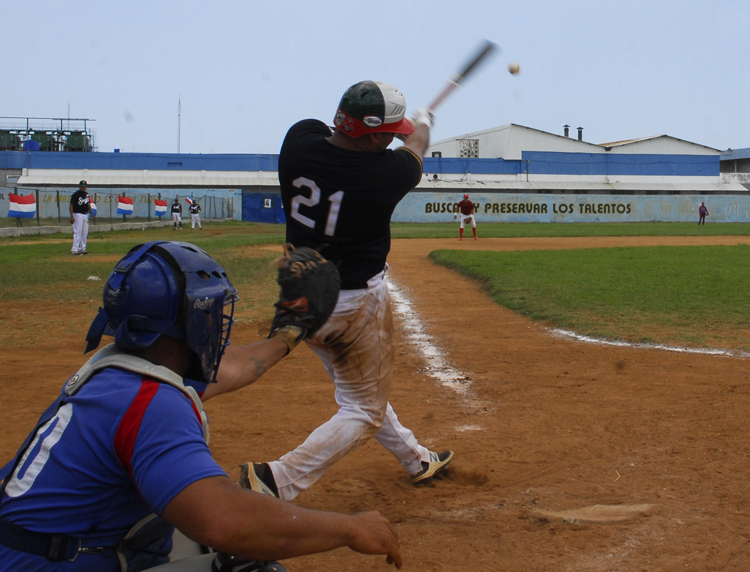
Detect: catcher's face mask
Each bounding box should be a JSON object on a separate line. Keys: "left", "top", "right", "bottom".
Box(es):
{"left": 85, "top": 241, "right": 238, "bottom": 383}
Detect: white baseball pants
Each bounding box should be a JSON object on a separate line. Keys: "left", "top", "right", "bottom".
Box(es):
{"left": 268, "top": 274, "right": 430, "bottom": 501}
{"left": 71, "top": 213, "right": 89, "bottom": 253}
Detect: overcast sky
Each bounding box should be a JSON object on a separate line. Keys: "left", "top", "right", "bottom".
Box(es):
{"left": 4, "top": 0, "right": 747, "bottom": 155}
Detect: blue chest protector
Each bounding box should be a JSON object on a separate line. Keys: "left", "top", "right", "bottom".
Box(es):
{"left": 0, "top": 344, "right": 209, "bottom": 570}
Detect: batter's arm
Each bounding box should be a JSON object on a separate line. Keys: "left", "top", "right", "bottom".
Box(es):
{"left": 400, "top": 122, "right": 430, "bottom": 159}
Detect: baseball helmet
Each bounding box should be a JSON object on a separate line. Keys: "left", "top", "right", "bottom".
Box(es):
{"left": 464, "top": 194, "right": 469, "bottom": 198}
{"left": 333, "top": 81, "right": 415, "bottom": 138}
{"left": 85, "top": 241, "right": 238, "bottom": 383}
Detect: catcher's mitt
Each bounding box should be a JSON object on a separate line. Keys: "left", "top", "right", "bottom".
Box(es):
{"left": 268, "top": 245, "right": 341, "bottom": 353}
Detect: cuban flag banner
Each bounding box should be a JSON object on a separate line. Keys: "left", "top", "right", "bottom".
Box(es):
{"left": 117, "top": 195, "right": 134, "bottom": 216}
{"left": 8, "top": 193, "right": 36, "bottom": 218}
{"left": 89, "top": 201, "right": 97, "bottom": 217}
{"left": 186, "top": 197, "right": 194, "bottom": 206}
{"left": 154, "top": 199, "right": 167, "bottom": 217}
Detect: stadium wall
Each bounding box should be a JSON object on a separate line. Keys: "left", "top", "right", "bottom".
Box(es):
{"left": 392, "top": 192, "right": 748, "bottom": 223}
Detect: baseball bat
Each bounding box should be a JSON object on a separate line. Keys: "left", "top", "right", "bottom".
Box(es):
{"left": 427, "top": 39, "right": 498, "bottom": 112}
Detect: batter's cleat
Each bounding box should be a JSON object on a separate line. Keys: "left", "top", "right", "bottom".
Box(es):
{"left": 411, "top": 450, "right": 454, "bottom": 484}
{"left": 239, "top": 462, "right": 279, "bottom": 498}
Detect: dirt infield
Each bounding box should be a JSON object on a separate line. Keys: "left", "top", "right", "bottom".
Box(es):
{"left": 4, "top": 236, "right": 750, "bottom": 571}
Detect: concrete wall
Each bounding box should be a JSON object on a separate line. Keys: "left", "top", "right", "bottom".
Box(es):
{"left": 393, "top": 192, "right": 749, "bottom": 223}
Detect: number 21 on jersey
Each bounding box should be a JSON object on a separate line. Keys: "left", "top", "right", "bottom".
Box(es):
{"left": 290, "top": 177, "right": 343, "bottom": 236}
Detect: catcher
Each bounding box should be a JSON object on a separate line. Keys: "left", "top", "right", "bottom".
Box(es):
{"left": 454, "top": 193, "right": 477, "bottom": 240}
{"left": 0, "top": 242, "right": 403, "bottom": 571}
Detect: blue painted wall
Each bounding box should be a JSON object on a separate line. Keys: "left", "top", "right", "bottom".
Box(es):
{"left": 0, "top": 151, "right": 279, "bottom": 172}
{"left": 520, "top": 152, "right": 719, "bottom": 177}
{"left": 242, "top": 193, "right": 286, "bottom": 224}
{"left": 0, "top": 150, "right": 719, "bottom": 177}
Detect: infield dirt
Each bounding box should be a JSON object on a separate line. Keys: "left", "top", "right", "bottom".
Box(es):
{"left": 4, "top": 236, "right": 750, "bottom": 571}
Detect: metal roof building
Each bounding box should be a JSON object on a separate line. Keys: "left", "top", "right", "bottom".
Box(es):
{"left": 2, "top": 122, "right": 748, "bottom": 226}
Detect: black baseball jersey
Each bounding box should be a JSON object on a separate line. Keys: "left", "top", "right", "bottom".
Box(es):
{"left": 278, "top": 119, "right": 423, "bottom": 290}
{"left": 189, "top": 204, "right": 201, "bottom": 215}
{"left": 70, "top": 189, "right": 90, "bottom": 214}
{"left": 171, "top": 203, "right": 182, "bottom": 214}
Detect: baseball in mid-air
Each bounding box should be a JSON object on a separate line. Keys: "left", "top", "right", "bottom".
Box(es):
{"left": 508, "top": 62, "right": 521, "bottom": 75}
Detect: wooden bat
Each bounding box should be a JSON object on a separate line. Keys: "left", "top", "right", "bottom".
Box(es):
{"left": 427, "top": 40, "right": 498, "bottom": 112}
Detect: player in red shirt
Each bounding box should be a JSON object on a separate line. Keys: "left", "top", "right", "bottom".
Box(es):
{"left": 698, "top": 202, "right": 709, "bottom": 225}
{"left": 455, "top": 193, "right": 477, "bottom": 240}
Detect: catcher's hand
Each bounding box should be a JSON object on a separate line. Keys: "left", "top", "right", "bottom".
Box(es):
{"left": 268, "top": 245, "right": 341, "bottom": 354}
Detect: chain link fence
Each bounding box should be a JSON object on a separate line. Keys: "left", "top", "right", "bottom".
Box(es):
{"left": 0, "top": 187, "right": 240, "bottom": 227}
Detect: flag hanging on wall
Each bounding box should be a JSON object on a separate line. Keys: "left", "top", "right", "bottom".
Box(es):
{"left": 186, "top": 197, "right": 194, "bottom": 205}
{"left": 8, "top": 193, "right": 36, "bottom": 218}
{"left": 154, "top": 199, "right": 167, "bottom": 216}
{"left": 90, "top": 201, "right": 97, "bottom": 217}
{"left": 117, "top": 196, "right": 134, "bottom": 216}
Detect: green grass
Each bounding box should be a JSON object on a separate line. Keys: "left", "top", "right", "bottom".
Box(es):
{"left": 430, "top": 245, "right": 750, "bottom": 350}
{"left": 3, "top": 220, "right": 750, "bottom": 349}
{"left": 0, "top": 222, "right": 285, "bottom": 301}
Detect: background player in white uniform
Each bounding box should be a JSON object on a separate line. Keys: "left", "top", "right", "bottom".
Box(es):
{"left": 171, "top": 197, "right": 183, "bottom": 230}
{"left": 189, "top": 201, "right": 202, "bottom": 230}
{"left": 69, "top": 180, "right": 92, "bottom": 254}
{"left": 454, "top": 193, "right": 477, "bottom": 240}
{"left": 242, "top": 81, "right": 453, "bottom": 502}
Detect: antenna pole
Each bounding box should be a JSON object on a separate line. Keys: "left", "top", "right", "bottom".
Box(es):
{"left": 177, "top": 98, "right": 181, "bottom": 153}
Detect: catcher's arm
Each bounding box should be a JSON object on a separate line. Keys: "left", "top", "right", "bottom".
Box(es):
{"left": 268, "top": 245, "right": 341, "bottom": 354}
{"left": 203, "top": 337, "right": 290, "bottom": 400}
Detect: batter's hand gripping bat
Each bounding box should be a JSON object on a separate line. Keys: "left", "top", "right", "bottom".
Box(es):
{"left": 427, "top": 39, "right": 498, "bottom": 113}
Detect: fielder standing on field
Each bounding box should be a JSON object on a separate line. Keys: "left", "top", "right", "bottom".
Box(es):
{"left": 189, "top": 200, "right": 202, "bottom": 230}
{"left": 69, "top": 180, "right": 92, "bottom": 255}
{"left": 698, "top": 201, "right": 709, "bottom": 225}
{"left": 241, "top": 80, "right": 453, "bottom": 502}
{"left": 171, "top": 197, "right": 183, "bottom": 230}
{"left": 454, "top": 193, "right": 477, "bottom": 240}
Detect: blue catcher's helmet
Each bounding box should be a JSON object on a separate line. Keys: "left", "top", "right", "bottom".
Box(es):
{"left": 85, "top": 241, "right": 238, "bottom": 383}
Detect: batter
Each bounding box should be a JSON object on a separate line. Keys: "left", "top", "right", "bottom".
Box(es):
{"left": 243, "top": 80, "right": 454, "bottom": 501}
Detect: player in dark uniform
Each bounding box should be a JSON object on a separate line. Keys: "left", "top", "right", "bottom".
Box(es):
{"left": 189, "top": 201, "right": 202, "bottom": 230}
{"left": 171, "top": 197, "right": 183, "bottom": 230}
{"left": 69, "top": 180, "right": 92, "bottom": 254}
{"left": 241, "top": 81, "right": 453, "bottom": 501}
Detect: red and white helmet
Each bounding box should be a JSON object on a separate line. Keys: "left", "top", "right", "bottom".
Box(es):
{"left": 333, "top": 81, "right": 415, "bottom": 138}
